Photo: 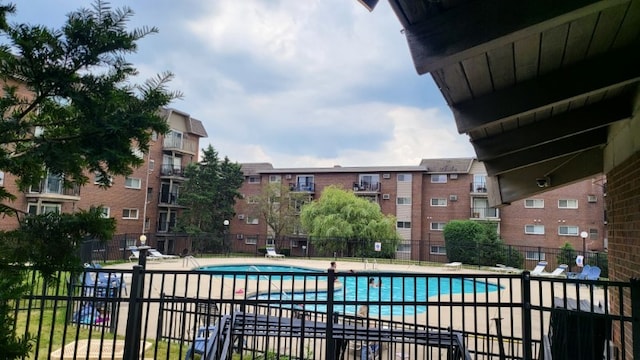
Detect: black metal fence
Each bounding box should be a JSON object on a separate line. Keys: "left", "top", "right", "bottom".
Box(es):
{"left": 83, "top": 235, "right": 609, "bottom": 278}
{"left": 8, "top": 259, "right": 637, "bottom": 360}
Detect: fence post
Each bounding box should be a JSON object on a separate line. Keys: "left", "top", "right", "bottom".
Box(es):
{"left": 123, "top": 265, "right": 144, "bottom": 360}
{"left": 326, "top": 269, "right": 335, "bottom": 359}
{"left": 521, "top": 271, "right": 533, "bottom": 360}
{"left": 631, "top": 278, "right": 640, "bottom": 359}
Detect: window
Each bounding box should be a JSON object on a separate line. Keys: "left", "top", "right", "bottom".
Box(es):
{"left": 245, "top": 235, "right": 258, "bottom": 245}
{"left": 525, "top": 224, "right": 545, "bottom": 235}
{"left": 525, "top": 251, "right": 546, "bottom": 261}
{"left": 558, "top": 226, "right": 579, "bottom": 236}
{"left": 269, "top": 175, "right": 281, "bottom": 183}
{"left": 589, "top": 228, "right": 598, "bottom": 240}
{"left": 430, "top": 222, "right": 446, "bottom": 231}
{"left": 151, "top": 131, "right": 158, "bottom": 141}
{"left": 125, "top": 177, "right": 142, "bottom": 189}
{"left": 431, "top": 174, "right": 447, "bottom": 183}
{"left": 100, "top": 207, "right": 111, "bottom": 218}
{"left": 131, "top": 147, "right": 144, "bottom": 159}
{"left": 0, "top": 171, "right": 4, "bottom": 186}
{"left": 396, "top": 197, "right": 411, "bottom": 205}
{"left": 122, "top": 208, "right": 139, "bottom": 219}
{"left": 397, "top": 242, "right": 411, "bottom": 252}
{"left": 246, "top": 196, "right": 258, "bottom": 204}
{"left": 431, "top": 198, "right": 447, "bottom": 206}
{"left": 246, "top": 216, "right": 259, "bottom": 225}
{"left": 94, "top": 172, "right": 113, "bottom": 185}
{"left": 27, "top": 203, "right": 61, "bottom": 215}
{"left": 397, "top": 174, "right": 412, "bottom": 182}
{"left": 524, "top": 199, "right": 544, "bottom": 208}
{"left": 248, "top": 176, "right": 260, "bottom": 184}
{"left": 473, "top": 174, "right": 487, "bottom": 191}
{"left": 397, "top": 221, "right": 411, "bottom": 228}
{"left": 558, "top": 199, "right": 578, "bottom": 209}
{"left": 587, "top": 195, "right": 597, "bottom": 203}
{"left": 430, "top": 245, "right": 447, "bottom": 255}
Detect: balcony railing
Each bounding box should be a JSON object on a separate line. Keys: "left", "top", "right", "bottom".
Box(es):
{"left": 471, "top": 207, "right": 499, "bottom": 219}
{"left": 163, "top": 136, "right": 198, "bottom": 154}
{"left": 471, "top": 182, "right": 488, "bottom": 193}
{"left": 159, "top": 164, "right": 185, "bottom": 177}
{"left": 352, "top": 182, "right": 381, "bottom": 192}
{"left": 289, "top": 183, "right": 315, "bottom": 192}
{"left": 158, "top": 191, "right": 179, "bottom": 205}
{"left": 27, "top": 179, "right": 81, "bottom": 198}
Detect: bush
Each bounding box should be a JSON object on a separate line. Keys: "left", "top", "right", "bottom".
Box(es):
{"left": 557, "top": 242, "right": 577, "bottom": 271}
{"left": 443, "top": 220, "right": 485, "bottom": 264}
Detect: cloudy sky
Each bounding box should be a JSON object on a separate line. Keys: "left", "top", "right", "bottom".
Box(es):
{"left": 10, "top": 0, "right": 476, "bottom": 167}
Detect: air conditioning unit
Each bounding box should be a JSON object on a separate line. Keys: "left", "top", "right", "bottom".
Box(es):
{"left": 587, "top": 195, "right": 597, "bottom": 203}
{"left": 285, "top": 174, "right": 292, "bottom": 179}
{"left": 382, "top": 173, "right": 391, "bottom": 179}
{"left": 449, "top": 194, "right": 458, "bottom": 201}
{"left": 236, "top": 234, "right": 244, "bottom": 240}
{"left": 238, "top": 214, "right": 245, "bottom": 220}
{"left": 450, "top": 174, "right": 458, "bottom": 179}
{"left": 382, "top": 194, "right": 390, "bottom": 200}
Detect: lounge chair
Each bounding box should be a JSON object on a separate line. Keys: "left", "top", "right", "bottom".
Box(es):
{"left": 568, "top": 264, "right": 591, "bottom": 279}
{"left": 541, "top": 264, "right": 568, "bottom": 277}
{"left": 265, "top": 247, "right": 285, "bottom": 258}
{"left": 129, "top": 248, "right": 162, "bottom": 262}
{"left": 585, "top": 266, "right": 601, "bottom": 280}
{"left": 530, "top": 261, "right": 548, "bottom": 275}
{"left": 444, "top": 262, "right": 462, "bottom": 270}
{"left": 148, "top": 248, "right": 179, "bottom": 260}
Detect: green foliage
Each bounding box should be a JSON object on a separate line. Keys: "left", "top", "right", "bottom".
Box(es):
{"left": 443, "top": 220, "right": 484, "bottom": 263}
{"left": 178, "top": 145, "right": 243, "bottom": 249}
{"left": 444, "top": 220, "right": 517, "bottom": 266}
{"left": 0, "top": 1, "right": 176, "bottom": 358}
{"left": 300, "top": 186, "right": 400, "bottom": 257}
{"left": 253, "top": 183, "right": 307, "bottom": 247}
{"left": 587, "top": 252, "right": 609, "bottom": 278}
{"left": 557, "top": 242, "right": 577, "bottom": 270}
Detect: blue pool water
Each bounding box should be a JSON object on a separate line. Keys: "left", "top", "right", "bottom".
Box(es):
{"left": 198, "top": 264, "right": 501, "bottom": 316}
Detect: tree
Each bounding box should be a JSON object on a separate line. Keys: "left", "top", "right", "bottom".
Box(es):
{"left": 300, "top": 185, "right": 400, "bottom": 258}
{"left": 558, "top": 242, "right": 577, "bottom": 272}
{"left": 178, "top": 145, "right": 243, "bottom": 253}
{"left": 0, "top": 2, "right": 178, "bottom": 358}
{"left": 252, "top": 182, "right": 308, "bottom": 248}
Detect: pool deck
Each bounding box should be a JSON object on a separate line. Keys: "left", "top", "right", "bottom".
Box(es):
{"left": 107, "top": 257, "right": 605, "bottom": 347}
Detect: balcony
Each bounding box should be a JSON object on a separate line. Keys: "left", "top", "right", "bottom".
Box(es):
{"left": 352, "top": 182, "right": 381, "bottom": 193}
{"left": 471, "top": 207, "right": 499, "bottom": 219}
{"left": 470, "top": 182, "right": 487, "bottom": 193}
{"left": 158, "top": 191, "right": 180, "bottom": 206}
{"left": 162, "top": 136, "right": 198, "bottom": 155}
{"left": 289, "top": 183, "right": 315, "bottom": 192}
{"left": 26, "top": 177, "right": 81, "bottom": 201}
{"left": 159, "top": 164, "right": 186, "bottom": 178}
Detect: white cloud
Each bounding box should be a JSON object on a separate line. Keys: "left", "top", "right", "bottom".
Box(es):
{"left": 15, "top": 0, "right": 476, "bottom": 170}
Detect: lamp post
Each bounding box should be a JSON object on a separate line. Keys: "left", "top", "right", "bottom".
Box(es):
{"left": 138, "top": 234, "right": 150, "bottom": 269}
{"left": 223, "top": 219, "right": 230, "bottom": 257}
{"left": 580, "top": 231, "right": 588, "bottom": 258}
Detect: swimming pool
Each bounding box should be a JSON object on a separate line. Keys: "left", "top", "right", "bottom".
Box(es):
{"left": 198, "top": 264, "right": 501, "bottom": 316}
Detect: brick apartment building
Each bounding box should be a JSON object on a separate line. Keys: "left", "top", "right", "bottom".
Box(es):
{"left": 233, "top": 158, "right": 606, "bottom": 261}
{"left": 0, "top": 108, "right": 207, "bottom": 255}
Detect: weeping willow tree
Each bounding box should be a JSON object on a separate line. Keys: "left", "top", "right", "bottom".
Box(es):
{"left": 300, "top": 185, "right": 400, "bottom": 258}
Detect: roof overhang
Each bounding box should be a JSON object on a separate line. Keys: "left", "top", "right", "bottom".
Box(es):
{"left": 384, "top": 0, "right": 640, "bottom": 206}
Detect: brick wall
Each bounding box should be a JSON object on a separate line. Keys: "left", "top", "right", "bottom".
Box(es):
{"left": 606, "top": 150, "right": 640, "bottom": 360}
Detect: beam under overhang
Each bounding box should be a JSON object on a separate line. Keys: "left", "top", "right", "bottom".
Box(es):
{"left": 483, "top": 128, "right": 607, "bottom": 175}
{"left": 451, "top": 44, "right": 640, "bottom": 133}
{"left": 471, "top": 96, "right": 633, "bottom": 160}
{"left": 488, "top": 147, "right": 604, "bottom": 207}
{"left": 401, "top": 0, "right": 630, "bottom": 74}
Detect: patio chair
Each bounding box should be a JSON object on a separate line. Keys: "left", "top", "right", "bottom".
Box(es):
{"left": 585, "top": 266, "right": 601, "bottom": 281}
{"left": 568, "top": 264, "right": 591, "bottom": 279}
{"left": 265, "top": 247, "right": 285, "bottom": 258}
{"left": 129, "top": 248, "right": 162, "bottom": 262}
{"left": 444, "top": 262, "right": 462, "bottom": 270}
{"left": 530, "top": 261, "right": 548, "bottom": 275}
{"left": 148, "top": 248, "right": 179, "bottom": 260}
